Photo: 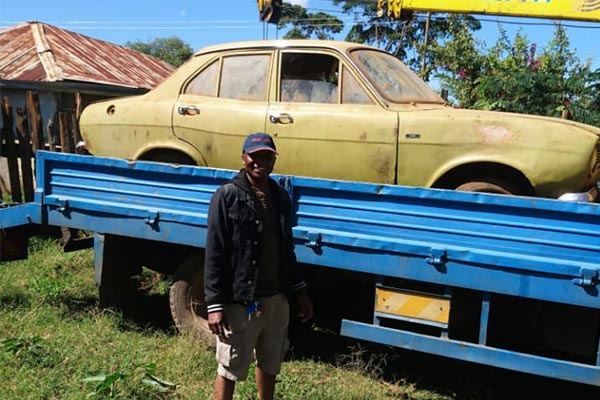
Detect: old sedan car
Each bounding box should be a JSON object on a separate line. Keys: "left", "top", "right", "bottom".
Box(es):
{"left": 79, "top": 40, "right": 600, "bottom": 200}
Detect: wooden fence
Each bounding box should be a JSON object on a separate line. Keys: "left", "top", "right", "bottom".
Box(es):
{"left": 1, "top": 91, "right": 82, "bottom": 204}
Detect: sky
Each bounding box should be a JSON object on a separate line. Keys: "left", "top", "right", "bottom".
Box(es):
{"left": 1, "top": 0, "right": 599, "bottom": 74}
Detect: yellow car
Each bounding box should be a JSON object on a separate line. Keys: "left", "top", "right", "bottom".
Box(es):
{"left": 80, "top": 40, "right": 600, "bottom": 200}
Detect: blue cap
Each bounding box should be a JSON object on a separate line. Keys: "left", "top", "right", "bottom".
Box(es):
{"left": 242, "top": 133, "right": 277, "bottom": 154}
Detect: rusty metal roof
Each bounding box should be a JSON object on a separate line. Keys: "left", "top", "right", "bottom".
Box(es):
{"left": 0, "top": 21, "right": 175, "bottom": 89}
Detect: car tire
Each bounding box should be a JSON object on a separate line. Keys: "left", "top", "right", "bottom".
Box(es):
{"left": 149, "top": 151, "right": 196, "bottom": 165}
{"left": 169, "top": 250, "right": 214, "bottom": 345}
{"left": 455, "top": 180, "right": 515, "bottom": 195}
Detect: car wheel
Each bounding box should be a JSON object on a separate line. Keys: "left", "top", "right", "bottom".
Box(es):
{"left": 169, "top": 250, "right": 214, "bottom": 345}
{"left": 455, "top": 180, "right": 515, "bottom": 195}
{"left": 149, "top": 151, "right": 196, "bottom": 165}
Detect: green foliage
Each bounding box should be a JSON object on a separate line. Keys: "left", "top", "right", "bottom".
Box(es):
{"left": 1, "top": 335, "right": 57, "bottom": 368}
{"left": 433, "top": 23, "right": 600, "bottom": 125}
{"left": 333, "top": 2, "right": 481, "bottom": 81}
{"left": 125, "top": 36, "right": 193, "bottom": 67}
{"left": 83, "top": 363, "right": 176, "bottom": 398}
{"left": 278, "top": 4, "right": 344, "bottom": 40}
{"left": 1, "top": 335, "right": 44, "bottom": 356}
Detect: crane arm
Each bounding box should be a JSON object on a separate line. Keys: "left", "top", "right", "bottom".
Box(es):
{"left": 383, "top": 0, "right": 600, "bottom": 22}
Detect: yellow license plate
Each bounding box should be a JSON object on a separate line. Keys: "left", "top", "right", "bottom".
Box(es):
{"left": 375, "top": 287, "right": 450, "bottom": 324}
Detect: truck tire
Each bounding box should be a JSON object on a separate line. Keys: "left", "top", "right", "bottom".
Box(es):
{"left": 169, "top": 250, "right": 214, "bottom": 344}
{"left": 455, "top": 181, "right": 514, "bottom": 195}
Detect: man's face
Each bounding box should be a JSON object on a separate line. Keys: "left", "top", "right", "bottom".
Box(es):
{"left": 242, "top": 150, "right": 277, "bottom": 181}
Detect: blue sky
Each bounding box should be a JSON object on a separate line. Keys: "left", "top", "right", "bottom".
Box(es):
{"left": 1, "top": 0, "right": 599, "bottom": 72}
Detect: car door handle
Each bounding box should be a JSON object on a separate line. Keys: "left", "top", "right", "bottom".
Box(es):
{"left": 178, "top": 105, "right": 200, "bottom": 116}
{"left": 269, "top": 113, "right": 293, "bottom": 124}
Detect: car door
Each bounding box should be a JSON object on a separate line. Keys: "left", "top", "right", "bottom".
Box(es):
{"left": 172, "top": 51, "right": 273, "bottom": 169}
{"left": 267, "top": 50, "right": 398, "bottom": 184}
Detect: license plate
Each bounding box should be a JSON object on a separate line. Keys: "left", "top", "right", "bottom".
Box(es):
{"left": 375, "top": 287, "right": 450, "bottom": 325}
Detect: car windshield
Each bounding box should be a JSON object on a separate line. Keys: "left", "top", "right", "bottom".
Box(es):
{"left": 350, "top": 49, "right": 443, "bottom": 104}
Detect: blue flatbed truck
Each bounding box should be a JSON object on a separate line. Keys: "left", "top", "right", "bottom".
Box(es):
{"left": 1, "top": 150, "right": 600, "bottom": 387}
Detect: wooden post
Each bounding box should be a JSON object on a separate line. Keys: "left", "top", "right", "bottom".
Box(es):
{"left": 47, "top": 119, "right": 56, "bottom": 152}
{"left": 71, "top": 113, "right": 82, "bottom": 146}
{"left": 561, "top": 109, "right": 573, "bottom": 120}
{"left": 58, "top": 111, "right": 74, "bottom": 153}
{"left": 1, "top": 97, "right": 22, "bottom": 203}
{"left": 26, "top": 91, "right": 44, "bottom": 152}
{"left": 74, "top": 93, "right": 83, "bottom": 144}
{"left": 15, "top": 107, "right": 34, "bottom": 202}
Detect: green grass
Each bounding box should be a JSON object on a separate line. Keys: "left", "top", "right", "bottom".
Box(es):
{"left": 14, "top": 238, "right": 559, "bottom": 400}
{"left": 3, "top": 238, "right": 596, "bottom": 399}
{"left": 0, "top": 239, "right": 435, "bottom": 399}
{"left": 0, "top": 238, "right": 459, "bottom": 399}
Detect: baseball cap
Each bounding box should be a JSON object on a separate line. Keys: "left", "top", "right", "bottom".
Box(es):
{"left": 242, "top": 133, "right": 277, "bottom": 154}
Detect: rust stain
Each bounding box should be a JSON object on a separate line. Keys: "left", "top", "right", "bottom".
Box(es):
{"left": 478, "top": 125, "right": 514, "bottom": 144}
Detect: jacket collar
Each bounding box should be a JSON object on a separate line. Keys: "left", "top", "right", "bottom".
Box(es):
{"left": 232, "top": 169, "right": 278, "bottom": 194}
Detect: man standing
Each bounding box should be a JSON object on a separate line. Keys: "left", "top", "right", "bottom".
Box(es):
{"left": 204, "top": 132, "right": 313, "bottom": 400}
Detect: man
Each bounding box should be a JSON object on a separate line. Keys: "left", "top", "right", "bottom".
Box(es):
{"left": 204, "top": 132, "right": 314, "bottom": 400}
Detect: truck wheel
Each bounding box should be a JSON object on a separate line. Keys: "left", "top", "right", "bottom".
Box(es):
{"left": 169, "top": 250, "right": 214, "bottom": 344}
{"left": 455, "top": 181, "right": 514, "bottom": 195}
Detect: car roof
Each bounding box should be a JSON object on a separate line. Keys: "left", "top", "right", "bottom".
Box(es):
{"left": 193, "top": 40, "right": 377, "bottom": 56}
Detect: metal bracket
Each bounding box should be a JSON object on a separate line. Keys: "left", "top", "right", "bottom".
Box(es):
{"left": 56, "top": 199, "right": 70, "bottom": 214}
{"left": 426, "top": 248, "right": 447, "bottom": 267}
{"left": 573, "top": 267, "right": 598, "bottom": 287}
{"left": 305, "top": 232, "right": 322, "bottom": 249}
{"left": 145, "top": 211, "right": 160, "bottom": 227}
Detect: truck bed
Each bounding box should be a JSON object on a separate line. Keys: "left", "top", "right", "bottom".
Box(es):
{"left": 1, "top": 150, "right": 599, "bottom": 385}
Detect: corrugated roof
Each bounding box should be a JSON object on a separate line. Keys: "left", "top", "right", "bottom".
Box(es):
{"left": 0, "top": 21, "right": 175, "bottom": 89}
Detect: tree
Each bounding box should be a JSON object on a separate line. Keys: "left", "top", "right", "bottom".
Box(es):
{"left": 277, "top": 3, "right": 344, "bottom": 40}
{"left": 433, "top": 23, "right": 600, "bottom": 125}
{"left": 125, "top": 37, "right": 193, "bottom": 68}
{"left": 333, "top": 1, "right": 481, "bottom": 81}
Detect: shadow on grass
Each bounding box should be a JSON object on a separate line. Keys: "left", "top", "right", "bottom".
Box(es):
{"left": 51, "top": 272, "right": 599, "bottom": 400}
{"left": 0, "top": 290, "right": 31, "bottom": 309}
{"left": 289, "top": 321, "right": 600, "bottom": 400}
{"left": 101, "top": 291, "right": 175, "bottom": 335}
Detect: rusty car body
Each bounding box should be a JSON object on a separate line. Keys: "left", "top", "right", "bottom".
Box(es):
{"left": 79, "top": 40, "right": 600, "bottom": 199}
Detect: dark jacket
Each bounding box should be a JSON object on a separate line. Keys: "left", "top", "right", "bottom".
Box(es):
{"left": 204, "top": 170, "right": 306, "bottom": 313}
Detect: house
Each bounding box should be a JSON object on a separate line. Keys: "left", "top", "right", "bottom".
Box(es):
{"left": 0, "top": 20, "right": 175, "bottom": 127}
{"left": 0, "top": 21, "right": 175, "bottom": 195}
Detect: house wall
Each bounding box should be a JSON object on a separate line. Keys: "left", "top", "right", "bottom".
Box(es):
{"left": 0, "top": 90, "right": 59, "bottom": 139}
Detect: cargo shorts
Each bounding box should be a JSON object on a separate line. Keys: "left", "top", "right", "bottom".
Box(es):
{"left": 216, "top": 293, "right": 290, "bottom": 381}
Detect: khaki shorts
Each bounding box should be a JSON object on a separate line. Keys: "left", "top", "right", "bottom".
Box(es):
{"left": 216, "top": 293, "right": 290, "bottom": 381}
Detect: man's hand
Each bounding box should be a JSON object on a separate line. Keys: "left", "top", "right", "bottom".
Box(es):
{"left": 295, "top": 290, "right": 314, "bottom": 323}
{"left": 208, "top": 311, "right": 226, "bottom": 336}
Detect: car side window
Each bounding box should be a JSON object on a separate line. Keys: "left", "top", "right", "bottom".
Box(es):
{"left": 185, "top": 60, "right": 219, "bottom": 96}
{"left": 219, "top": 55, "right": 270, "bottom": 101}
{"left": 280, "top": 53, "right": 339, "bottom": 104}
{"left": 342, "top": 67, "right": 373, "bottom": 104}
{"left": 280, "top": 52, "right": 371, "bottom": 105}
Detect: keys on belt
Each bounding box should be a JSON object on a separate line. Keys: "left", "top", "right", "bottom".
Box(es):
{"left": 245, "top": 300, "right": 261, "bottom": 317}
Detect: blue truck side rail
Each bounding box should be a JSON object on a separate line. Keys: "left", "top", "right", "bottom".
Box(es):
{"left": 1, "top": 150, "right": 600, "bottom": 386}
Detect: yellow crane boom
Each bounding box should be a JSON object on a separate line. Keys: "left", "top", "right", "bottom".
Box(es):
{"left": 383, "top": 0, "right": 600, "bottom": 22}
{"left": 256, "top": 1, "right": 600, "bottom": 24}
